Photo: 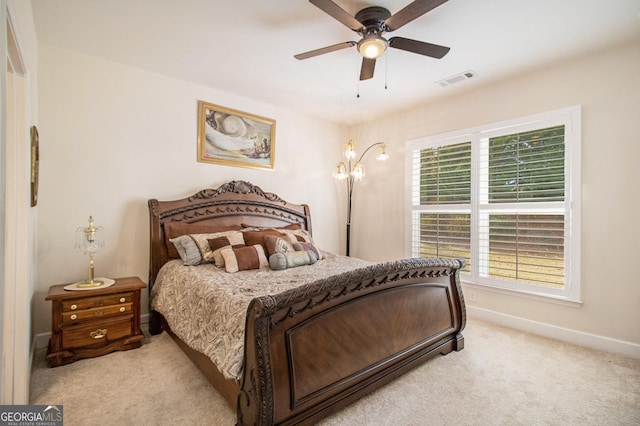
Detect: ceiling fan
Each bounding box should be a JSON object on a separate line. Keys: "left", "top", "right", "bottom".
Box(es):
{"left": 294, "top": 0, "right": 451, "bottom": 81}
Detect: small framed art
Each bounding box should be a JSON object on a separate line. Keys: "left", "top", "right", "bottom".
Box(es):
{"left": 30, "top": 125, "right": 39, "bottom": 207}
{"left": 197, "top": 100, "right": 275, "bottom": 170}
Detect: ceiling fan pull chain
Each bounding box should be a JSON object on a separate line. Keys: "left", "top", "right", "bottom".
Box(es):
{"left": 385, "top": 52, "right": 388, "bottom": 90}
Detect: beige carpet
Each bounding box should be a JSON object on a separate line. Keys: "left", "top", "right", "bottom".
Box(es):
{"left": 30, "top": 319, "right": 640, "bottom": 425}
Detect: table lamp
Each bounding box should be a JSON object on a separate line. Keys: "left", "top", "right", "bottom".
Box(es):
{"left": 74, "top": 215, "right": 106, "bottom": 288}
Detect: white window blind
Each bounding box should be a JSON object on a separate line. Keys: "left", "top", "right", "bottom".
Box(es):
{"left": 410, "top": 141, "right": 472, "bottom": 272}
{"left": 478, "top": 125, "right": 565, "bottom": 287}
{"left": 407, "top": 107, "right": 581, "bottom": 302}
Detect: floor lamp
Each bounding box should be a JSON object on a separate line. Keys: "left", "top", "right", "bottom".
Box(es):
{"left": 333, "top": 140, "right": 388, "bottom": 256}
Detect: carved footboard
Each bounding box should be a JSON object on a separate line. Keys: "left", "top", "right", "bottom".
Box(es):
{"left": 238, "top": 258, "right": 466, "bottom": 426}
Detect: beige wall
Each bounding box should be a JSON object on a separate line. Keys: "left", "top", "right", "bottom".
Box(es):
{"left": 348, "top": 40, "right": 640, "bottom": 348}
{"left": 33, "top": 44, "right": 347, "bottom": 337}
{"left": 33, "top": 34, "right": 640, "bottom": 355}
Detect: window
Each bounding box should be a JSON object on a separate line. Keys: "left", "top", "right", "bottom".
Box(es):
{"left": 407, "top": 107, "right": 581, "bottom": 302}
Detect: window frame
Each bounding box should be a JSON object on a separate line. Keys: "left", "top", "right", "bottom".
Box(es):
{"left": 405, "top": 106, "right": 582, "bottom": 303}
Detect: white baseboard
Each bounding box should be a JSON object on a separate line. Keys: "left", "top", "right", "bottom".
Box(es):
{"left": 467, "top": 305, "right": 640, "bottom": 359}
{"left": 33, "top": 332, "right": 50, "bottom": 350}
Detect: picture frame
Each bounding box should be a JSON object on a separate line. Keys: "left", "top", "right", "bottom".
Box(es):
{"left": 197, "top": 100, "right": 275, "bottom": 170}
{"left": 30, "top": 125, "right": 39, "bottom": 207}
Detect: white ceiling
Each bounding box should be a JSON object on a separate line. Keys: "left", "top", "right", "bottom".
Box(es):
{"left": 31, "top": 0, "right": 640, "bottom": 126}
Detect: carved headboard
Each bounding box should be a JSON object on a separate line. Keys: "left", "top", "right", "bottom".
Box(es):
{"left": 147, "top": 180, "right": 312, "bottom": 289}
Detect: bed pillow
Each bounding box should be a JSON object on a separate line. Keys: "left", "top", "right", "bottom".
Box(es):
{"left": 221, "top": 244, "right": 268, "bottom": 273}
{"left": 189, "top": 231, "right": 245, "bottom": 264}
{"left": 280, "top": 228, "right": 313, "bottom": 244}
{"left": 169, "top": 235, "right": 203, "bottom": 266}
{"left": 164, "top": 222, "right": 241, "bottom": 259}
{"left": 292, "top": 241, "right": 323, "bottom": 260}
{"left": 269, "top": 250, "right": 318, "bottom": 270}
{"left": 263, "top": 235, "right": 295, "bottom": 257}
{"left": 208, "top": 237, "right": 246, "bottom": 268}
{"left": 241, "top": 229, "right": 286, "bottom": 252}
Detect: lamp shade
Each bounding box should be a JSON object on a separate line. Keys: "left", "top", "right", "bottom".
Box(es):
{"left": 344, "top": 140, "right": 356, "bottom": 160}
{"left": 76, "top": 216, "right": 104, "bottom": 254}
{"left": 357, "top": 35, "right": 388, "bottom": 59}
{"left": 376, "top": 143, "right": 389, "bottom": 161}
{"left": 334, "top": 162, "right": 348, "bottom": 180}
{"left": 352, "top": 163, "right": 365, "bottom": 181}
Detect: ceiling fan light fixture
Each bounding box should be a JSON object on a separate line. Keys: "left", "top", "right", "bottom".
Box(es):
{"left": 357, "top": 35, "right": 388, "bottom": 59}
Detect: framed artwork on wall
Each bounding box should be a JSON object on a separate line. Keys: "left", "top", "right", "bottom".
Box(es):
{"left": 197, "top": 100, "right": 276, "bottom": 170}
{"left": 30, "top": 125, "right": 39, "bottom": 207}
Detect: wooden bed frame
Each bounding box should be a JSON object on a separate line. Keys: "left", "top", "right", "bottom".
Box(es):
{"left": 148, "top": 180, "right": 466, "bottom": 425}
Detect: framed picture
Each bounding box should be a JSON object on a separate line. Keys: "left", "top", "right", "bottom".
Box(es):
{"left": 30, "top": 125, "right": 39, "bottom": 207}
{"left": 197, "top": 100, "right": 275, "bottom": 170}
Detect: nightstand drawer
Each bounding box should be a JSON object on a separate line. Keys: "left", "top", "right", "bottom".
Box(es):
{"left": 61, "top": 303, "right": 132, "bottom": 324}
{"left": 61, "top": 292, "right": 134, "bottom": 312}
{"left": 61, "top": 317, "right": 133, "bottom": 349}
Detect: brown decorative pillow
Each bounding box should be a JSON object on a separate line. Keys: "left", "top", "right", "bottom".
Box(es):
{"left": 208, "top": 236, "right": 245, "bottom": 267}
{"left": 292, "top": 241, "right": 323, "bottom": 260}
{"left": 241, "top": 229, "right": 285, "bottom": 251}
{"left": 164, "top": 222, "right": 241, "bottom": 259}
{"left": 189, "top": 231, "right": 244, "bottom": 264}
{"left": 263, "top": 235, "right": 295, "bottom": 257}
{"left": 221, "top": 244, "right": 268, "bottom": 273}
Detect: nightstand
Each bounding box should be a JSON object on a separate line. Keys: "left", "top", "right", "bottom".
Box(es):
{"left": 46, "top": 276, "right": 146, "bottom": 367}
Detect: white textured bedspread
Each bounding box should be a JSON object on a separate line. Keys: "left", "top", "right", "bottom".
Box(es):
{"left": 150, "top": 253, "right": 371, "bottom": 381}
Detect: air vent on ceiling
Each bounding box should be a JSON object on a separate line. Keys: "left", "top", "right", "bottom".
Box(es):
{"left": 436, "top": 70, "right": 476, "bottom": 87}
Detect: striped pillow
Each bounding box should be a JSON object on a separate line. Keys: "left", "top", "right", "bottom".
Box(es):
{"left": 220, "top": 244, "right": 268, "bottom": 273}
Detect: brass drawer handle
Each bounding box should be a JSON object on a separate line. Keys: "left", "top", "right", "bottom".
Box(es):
{"left": 70, "top": 314, "right": 77, "bottom": 320}
{"left": 90, "top": 329, "right": 107, "bottom": 339}
{"left": 119, "top": 307, "right": 125, "bottom": 313}
{"left": 119, "top": 297, "right": 126, "bottom": 303}
{"left": 70, "top": 304, "right": 77, "bottom": 310}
